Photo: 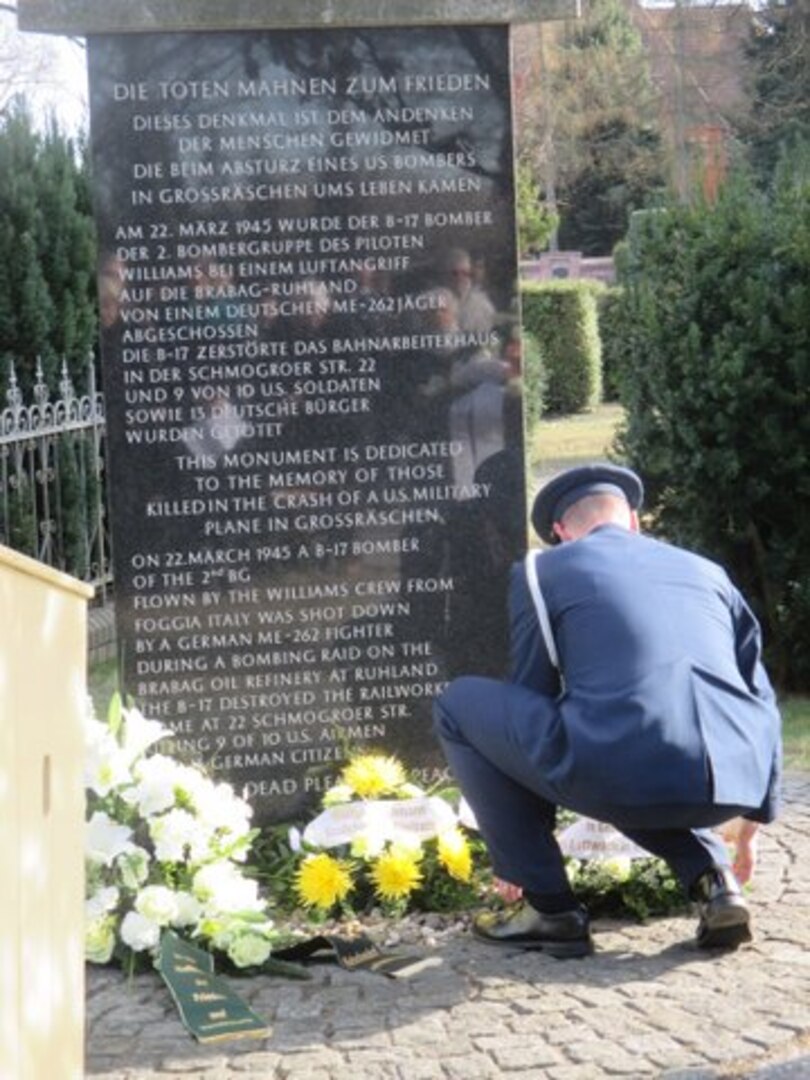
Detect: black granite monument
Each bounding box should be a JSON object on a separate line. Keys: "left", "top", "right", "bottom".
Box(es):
{"left": 18, "top": 2, "right": 578, "bottom": 824}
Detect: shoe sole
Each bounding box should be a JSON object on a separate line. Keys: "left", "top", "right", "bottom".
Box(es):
{"left": 472, "top": 931, "right": 594, "bottom": 959}
{"left": 697, "top": 906, "right": 752, "bottom": 950}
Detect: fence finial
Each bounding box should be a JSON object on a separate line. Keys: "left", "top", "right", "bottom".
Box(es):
{"left": 0, "top": 358, "right": 110, "bottom": 591}
{"left": 60, "top": 358, "right": 76, "bottom": 405}
{"left": 6, "top": 361, "right": 22, "bottom": 414}
{"left": 33, "top": 357, "right": 49, "bottom": 407}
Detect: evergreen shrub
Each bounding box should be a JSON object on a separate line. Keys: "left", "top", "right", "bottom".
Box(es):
{"left": 0, "top": 102, "right": 97, "bottom": 396}
{"left": 611, "top": 147, "right": 810, "bottom": 690}
{"left": 520, "top": 328, "right": 547, "bottom": 428}
{"left": 596, "top": 286, "right": 627, "bottom": 402}
{"left": 521, "top": 281, "right": 603, "bottom": 414}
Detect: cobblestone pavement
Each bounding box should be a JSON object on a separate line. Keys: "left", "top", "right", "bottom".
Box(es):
{"left": 86, "top": 774, "right": 810, "bottom": 1080}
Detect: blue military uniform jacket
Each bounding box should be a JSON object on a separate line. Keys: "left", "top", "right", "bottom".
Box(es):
{"left": 511, "top": 525, "right": 782, "bottom": 826}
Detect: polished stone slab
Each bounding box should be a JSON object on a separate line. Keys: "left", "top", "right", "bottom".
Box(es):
{"left": 89, "top": 24, "right": 526, "bottom": 823}
{"left": 19, "top": 0, "right": 580, "bottom": 34}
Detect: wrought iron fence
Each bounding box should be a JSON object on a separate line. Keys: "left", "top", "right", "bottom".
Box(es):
{"left": 0, "top": 356, "right": 112, "bottom": 598}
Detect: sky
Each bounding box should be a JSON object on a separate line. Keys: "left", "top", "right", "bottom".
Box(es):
{"left": 1, "top": 12, "right": 89, "bottom": 133}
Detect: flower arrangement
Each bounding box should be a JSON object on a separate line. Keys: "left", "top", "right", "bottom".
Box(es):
{"left": 84, "top": 687, "right": 686, "bottom": 964}
{"left": 84, "top": 694, "right": 284, "bottom": 972}
{"left": 556, "top": 809, "right": 686, "bottom": 920}
{"left": 567, "top": 856, "right": 686, "bottom": 920}
{"left": 261, "top": 752, "right": 488, "bottom": 918}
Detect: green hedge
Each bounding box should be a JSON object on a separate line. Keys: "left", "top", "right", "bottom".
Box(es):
{"left": 609, "top": 148, "right": 810, "bottom": 690}
{"left": 0, "top": 104, "right": 97, "bottom": 397}
{"left": 521, "top": 281, "right": 603, "bottom": 415}
{"left": 520, "top": 328, "right": 547, "bottom": 429}
{"left": 595, "top": 286, "right": 627, "bottom": 403}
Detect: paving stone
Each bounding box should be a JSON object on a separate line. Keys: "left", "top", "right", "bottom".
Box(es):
{"left": 490, "top": 1045, "right": 564, "bottom": 1069}
{"left": 227, "top": 1053, "right": 285, "bottom": 1072}
{"left": 390, "top": 1061, "right": 445, "bottom": 1080}
{"left": 659, "top": 1069, "right": 717, "bottom": 1080}
{"left": 332, "top": 1029, "right": 394, "bottom": 1048}
{"left": 440, "top": 1055, "right": 502, "bottom": 1079}
{"left": 389, "top": 1015, "right": 456, "bottom": 1045}
{"left": 545, "top": 1065, "right": 622, "bottom": 1080}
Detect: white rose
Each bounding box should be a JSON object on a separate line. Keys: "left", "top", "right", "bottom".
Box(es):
{"left": 171, "top": 891, "right": 203, "bottom": 928}
{"left": 85, "top": 915, "right": 116, "bottom": 964}
{"left": 227, "top": 932, "right": 272, "bottom": 969}
{"left": 196, "top": 783, "right": 252, "bottom": 841}
{"left": 124, "top": 755, "right": 184, "bottom": 817}
{"left": 135, "top": 885, "right": 180, "bottom": 927}
{"left": 202, "top": 914, "right": 238, "bottom": 951}
{"left": 149, "top": 808, "right": 209, "bottom": 863}
{"left": 120, "top": 910, "right": 161, "bottom": 953}
{"left": 193, "top": 862, "right": 264, "bottom": 915}
{"left": 85, "top": 886, "right": 120, "bottom": 919}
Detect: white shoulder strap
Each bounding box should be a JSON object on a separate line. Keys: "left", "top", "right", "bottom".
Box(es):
{"left": 524, "top": 551, "right": 559, "bottom": 669}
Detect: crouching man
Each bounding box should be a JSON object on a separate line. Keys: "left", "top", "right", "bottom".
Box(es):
{"left": 434, "top": 463, "right": 782, "bottom": 956}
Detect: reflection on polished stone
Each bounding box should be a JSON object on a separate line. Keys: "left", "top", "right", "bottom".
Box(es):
{"left": 89, "top": 25, "right": 526, "bottom": 823}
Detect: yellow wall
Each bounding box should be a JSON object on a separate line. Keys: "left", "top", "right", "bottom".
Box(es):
{"left": 0, "top": 546, "right": 93, "bottom": 1080}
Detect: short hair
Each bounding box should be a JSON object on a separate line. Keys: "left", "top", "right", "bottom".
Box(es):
{"left": 559, "top": 492, "right": 632, "bottom": 532}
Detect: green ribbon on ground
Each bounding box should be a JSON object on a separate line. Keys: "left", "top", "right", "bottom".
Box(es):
{"left": 157, "top": 929, "right": 441, "bottom": 1042}
{"left": 157, "top": 932, "right": 270, "bottom": 1044}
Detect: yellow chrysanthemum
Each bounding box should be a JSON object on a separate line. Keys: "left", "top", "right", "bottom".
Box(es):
{"left": 340, "top": 754, "right": 406, "bottom": 798}
{"left": 295, "top": 853, "right": 353, "bottom": 911}
{"left": 370, "top": 846, "right": 423, "bottom": 902}
{"left": 437, "top": 828, "right": 473, "bottom": 883}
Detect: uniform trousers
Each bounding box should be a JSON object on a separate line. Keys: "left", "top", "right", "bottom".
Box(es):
{"left": 434, "top": 676, "right": 744, "bottom": 899}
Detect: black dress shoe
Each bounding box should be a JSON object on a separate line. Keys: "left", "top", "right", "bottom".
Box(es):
{"left": 691, "top": 866, "right": 752, "bottom": 950}
{"left": 473, "top": 903, "right": 593, "bottom": 958}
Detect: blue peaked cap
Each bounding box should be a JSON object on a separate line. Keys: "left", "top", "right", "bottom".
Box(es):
{"left": 531, "top": 463, "right": 643, "bottom": 544}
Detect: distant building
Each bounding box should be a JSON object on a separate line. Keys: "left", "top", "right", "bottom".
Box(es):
{"left": 628, "top": 0, "right": 752, "bottom": 198}
{"left": 521, "top": 252, "right": 616, "bottom": 285}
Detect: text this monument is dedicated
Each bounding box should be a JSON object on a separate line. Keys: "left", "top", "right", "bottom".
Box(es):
{"left": 20, "top": 1, "right": 579, "bottom": 824}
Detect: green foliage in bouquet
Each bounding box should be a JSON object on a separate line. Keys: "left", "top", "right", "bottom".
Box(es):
{"left": 554, "top": 809, "right": 687, "bottom": 921}
{"left": 567, "top": 856, "right": 687, "bottom": 922}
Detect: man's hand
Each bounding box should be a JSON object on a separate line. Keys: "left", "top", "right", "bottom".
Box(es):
{"left": 732, "top": 820, "right": 759, "bottom": 886}
{"left": 493, "top": 877, "right": 523, "bottom": 904}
